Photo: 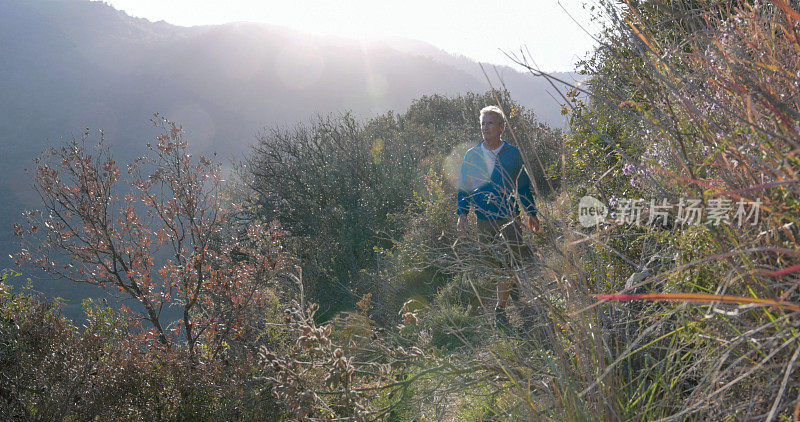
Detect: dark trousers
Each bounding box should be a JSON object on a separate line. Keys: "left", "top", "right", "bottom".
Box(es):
{"left": 476, "top": 217, "right": 532, "bottom": 267}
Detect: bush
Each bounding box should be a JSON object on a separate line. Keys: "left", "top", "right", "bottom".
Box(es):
{"left": 0, "top": 270, "right": 287, "bottom": 420}
{"left": 523, "top": 0, "right": 800, "bottom": 418}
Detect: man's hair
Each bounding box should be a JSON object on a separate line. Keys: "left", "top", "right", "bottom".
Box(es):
{"left": 479, "top": 106, "right": 506, "bottom": 124}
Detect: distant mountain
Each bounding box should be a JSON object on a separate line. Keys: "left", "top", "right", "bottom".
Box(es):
{"left": 373, "top": 35, "right": 580, "bottom": 123}
{"left": 0, "top": 0, "right": 578, "bottom": 316}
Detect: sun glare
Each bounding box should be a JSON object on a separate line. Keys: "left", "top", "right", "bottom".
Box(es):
{"left": 99, "top": 0, "right": 597, "bottom": 71}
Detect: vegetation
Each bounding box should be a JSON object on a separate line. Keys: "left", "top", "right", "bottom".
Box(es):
{"left": 242, "top": 92, "right": 559, "bottom": 321}
{"left": 556, "top": 0, "right": 800, "bottom": 418}
{"left": 3, "top": 0, "right": 800, "bottom": 420}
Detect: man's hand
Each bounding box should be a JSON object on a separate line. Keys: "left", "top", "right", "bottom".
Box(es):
{"left": 527, "top": 215, "right": 541, "bottom": 233}
{"left": 457, "top": 214, "right": 469, "bottom": 236}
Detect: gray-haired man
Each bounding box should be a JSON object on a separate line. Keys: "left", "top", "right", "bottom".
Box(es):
{"left": 456, "top": 106, "right": 540, "bottom": 328}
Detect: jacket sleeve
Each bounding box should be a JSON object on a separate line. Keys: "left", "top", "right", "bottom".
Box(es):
{"left": 516, "top": 153, "right": 538, "bottom": 217}
{"left": 456, "top": 151, "right": 471, "bottom": 215}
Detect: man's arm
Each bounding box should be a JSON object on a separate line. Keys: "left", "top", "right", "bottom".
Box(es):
{"left": 457, "top": 214, "right": 469, "bottom": 236}
{"left": 456, "top": 152, "right": 472, "bottom": 217}
{"left": 516, "top": 153, "right": 541, "bottom": 232}
{"left": 456, "top": 151, "right": 472, "bottom": 236}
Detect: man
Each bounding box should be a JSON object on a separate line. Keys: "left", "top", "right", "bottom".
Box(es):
{"left": 456, "top": 105, "right": 540, "bottom": 328}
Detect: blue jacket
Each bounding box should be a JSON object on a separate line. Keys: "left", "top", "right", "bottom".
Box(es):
{"left": 456, "top": 141, "right": 537, "bottom": 220}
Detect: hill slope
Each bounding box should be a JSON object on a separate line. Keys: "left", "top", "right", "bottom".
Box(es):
{"left": 0, "top": 0, "right": 576, "bottom": 315}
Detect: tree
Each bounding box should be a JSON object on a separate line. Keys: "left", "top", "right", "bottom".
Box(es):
{"left": 13, "top": 115, "right": 287, "bottom": 363}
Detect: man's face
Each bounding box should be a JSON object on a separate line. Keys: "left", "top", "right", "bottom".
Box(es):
{"left": 480, "top": 113, "right": 504, "bottom": 143}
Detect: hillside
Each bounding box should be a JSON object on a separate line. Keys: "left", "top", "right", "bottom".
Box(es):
{"left": 2, "top": 1, "right": 799, "bottom": 420}
{"left": 0, "top": 0, "right": 574, "bottom": 312}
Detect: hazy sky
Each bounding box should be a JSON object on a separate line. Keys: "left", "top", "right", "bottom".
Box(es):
{"left": 97, "top": 0, "right": 601, "bottom": 71}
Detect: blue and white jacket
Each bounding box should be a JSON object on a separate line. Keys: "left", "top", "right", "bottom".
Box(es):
{"left": 456, "top": 141, "right": 537, "bottom": 220}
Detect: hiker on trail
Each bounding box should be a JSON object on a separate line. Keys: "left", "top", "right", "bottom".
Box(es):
{"left": 455, "top": 105, "right": 540, "bottom": 328}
